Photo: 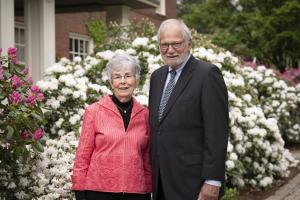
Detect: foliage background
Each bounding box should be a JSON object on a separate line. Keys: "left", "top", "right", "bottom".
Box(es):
{"left": 179, "top": 0, "right": 300, "bottom": 73}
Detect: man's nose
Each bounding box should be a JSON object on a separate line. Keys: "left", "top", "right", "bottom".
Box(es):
{"left": 166, "top": 46, "right": 176, "bottom": 53}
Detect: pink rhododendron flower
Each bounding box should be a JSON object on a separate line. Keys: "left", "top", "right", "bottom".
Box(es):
{"left": 21, "top": 129, "right": 30, "bottom": 140}
{"left": 28, "top": 76, "right": 33, "bottom": 84}
{"left": 7, "top": 47, "right": 17, "bottom": 56}
{"left": 33, "top": 128, "right": 43, "bottom": 140}
{"left": 30, "top": 85, "right": 40, "bottom": 93}
{"left": 26, "top": 93, "right": 36, "bottom": 106}
{"left": 7, "top": 47, "right": 18, "bottom": 64}
{"left": 9, "top": 91, "right": 22, "bottom": 104}
{"left": 11, "top": 75, "right": 22, "bottom": 89}
{"left": 22, "top": 67, "right": 29, "bottom": 75}
{"left": 0, "top": 66, "right": 4, "bottom": 80}
{"left": 37, "top": 92, "right": 45, "bottom": 102}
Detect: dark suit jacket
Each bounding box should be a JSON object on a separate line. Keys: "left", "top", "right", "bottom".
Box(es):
{"left": 149, "top": 55, "right": 229, "bottom": 200}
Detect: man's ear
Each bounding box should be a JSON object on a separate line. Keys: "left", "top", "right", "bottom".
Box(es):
{"left": 188, "top": 39, "right": 192, "bottom": 48}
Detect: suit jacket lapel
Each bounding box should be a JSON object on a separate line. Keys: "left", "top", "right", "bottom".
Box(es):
{"left": 159, "top": 56, "right": 196, "bottom": 124}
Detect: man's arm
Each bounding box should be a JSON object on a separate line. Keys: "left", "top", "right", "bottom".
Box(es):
{"left": 200, "top": 66, "right": 229, "bottom": 199}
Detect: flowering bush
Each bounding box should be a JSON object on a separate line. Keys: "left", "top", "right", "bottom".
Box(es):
{"left": 1, "top": 23, "right": 299, "bottom": 199}
{"left": 241, "top": 65, "right": 300, "bottom": 142}
{"left": 0, "top": 47, "right": 46, "bottom": 153}
{"left": 0, "top": 47, "right": 46, "bottom": 199}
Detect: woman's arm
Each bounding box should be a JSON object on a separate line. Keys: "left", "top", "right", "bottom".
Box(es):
{"left": 72, "top": 107, "right": 96, "bottom": 190}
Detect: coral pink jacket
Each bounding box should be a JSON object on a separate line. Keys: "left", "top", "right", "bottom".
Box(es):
{"left": 72, "top": 95, "right": 152, "bottom": 193}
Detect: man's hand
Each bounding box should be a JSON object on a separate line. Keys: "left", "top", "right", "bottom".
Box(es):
{"left": 198, "top": 183, "right": 220, "bottom": 200}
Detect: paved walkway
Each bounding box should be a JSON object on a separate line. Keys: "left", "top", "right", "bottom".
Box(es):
{"left": 265, "top": 149, "right": 300, "bottom": 200}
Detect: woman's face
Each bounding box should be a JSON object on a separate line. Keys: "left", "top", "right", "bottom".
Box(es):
{"left": 110, "top": 65, "right": 138, "bottom": 102}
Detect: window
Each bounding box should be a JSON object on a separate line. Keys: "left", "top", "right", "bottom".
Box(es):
{"left": 69, "top": 33, "right": 90, "bottom": 60}
{"left": 15, "top": 22, "right": 25, "bottom": 63}
{"left": 156, "top": 0, "right": 165, "bottom": 16}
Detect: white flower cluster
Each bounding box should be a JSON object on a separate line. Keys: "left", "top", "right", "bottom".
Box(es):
{"left": 241, "top": 66, "right": 300, "bottom": 142}
{"left": 132, "top": 37, "right": 149, "bottom": 48}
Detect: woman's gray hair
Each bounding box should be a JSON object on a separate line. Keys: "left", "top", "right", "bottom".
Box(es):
{"left": 106, "top": 53, "right": 141, "bottom": 82}
{"left": 157, "top": 19, "right": 191, "bottom": 42}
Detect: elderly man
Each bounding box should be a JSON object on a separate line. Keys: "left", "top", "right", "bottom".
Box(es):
{"left": 148, "top": 19, "right": 229, "bottom": 200}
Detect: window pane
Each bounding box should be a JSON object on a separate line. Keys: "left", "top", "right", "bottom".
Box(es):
{"left": 20, "top": 46, "right": 25, "bottom": 62}
{"left": 85, "top": 41, "right": 89, "bottom": 55}
{"left": 80, "top": 40, "right": 84, "bottom": 53}
{"left": 20, "top": 29, "right": 25, "bottom": 44}
{"left": 74, "top": 39, "right": 78, "bottom": 52}
{"left": 15, "top": 28, "right": 19, "bottom": 43}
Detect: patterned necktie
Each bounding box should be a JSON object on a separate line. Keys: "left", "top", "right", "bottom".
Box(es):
{"left": 158, "top": 70, "right": 177, "bottom": 121}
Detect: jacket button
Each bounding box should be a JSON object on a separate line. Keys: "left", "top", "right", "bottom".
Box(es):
{"left": 158, "top": 131, "right": 161, "bottom": 135}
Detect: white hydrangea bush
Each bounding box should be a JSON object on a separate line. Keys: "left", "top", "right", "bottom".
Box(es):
{"left": 3, "top": 33, "right": 299, "bottom": 199}
{"left": 36, "top": 56, "right": 111, "bottom": 138}
{"left": 192, "top": 48, "right": 299, "bottom": 188}
{"left": 241, "top": 66, "right": 300, "bottom": 142}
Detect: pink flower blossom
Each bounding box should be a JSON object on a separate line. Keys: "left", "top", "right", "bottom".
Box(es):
{"left": 33, "top": 128, "right": 43, "bottom": 140}
{"left": 11, "top": 75, "right": 22, "bottom": 89}
{"left": 21, "top": 129, "right": 30, "bottom": 140}
{"left": 26, "top": 93, "right": 36, "bottom": 106}
{"left": 22, "top": 67, "right": 29, "bottom": 75}
{"left": 28, "top": 76, "right": 33, "bottom": 84}
{"left": 0, "top": 66, "right": 4, "bottom": 80}
{"left": 9, "top": 91, "right": 22, "bottom": 104}
{"left": 7, "top": 47, "right": 17, "bottom": 56}
{"left": 37, "top": 92, "right": 45, "bottom": 102}
{"left": 7, "top": 47, "right": 18, "bottom": 64}
{"left": 30, "top": 85, "right": 40, "bottom": 93}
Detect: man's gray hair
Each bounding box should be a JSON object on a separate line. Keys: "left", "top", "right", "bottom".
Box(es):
{"left": 157, "top": 19, "right": 192, "bottom": 42}
{"left": 106, "top": 53, "right": 141, "bottom": 82}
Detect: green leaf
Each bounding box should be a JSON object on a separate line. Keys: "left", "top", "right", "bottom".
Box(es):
{"left": 31, "top": 112, "right": 44, "bottom": 122}
{"left": 32, "top": 141, "right": 44, "bottom": 152}
{"left": 6, "top": 126, "right": 14, "bottom": 140}
{"left": 4, "top": 70, "right": 11, "bottom": 79}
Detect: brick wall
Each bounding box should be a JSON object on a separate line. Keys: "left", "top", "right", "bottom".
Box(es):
{"left": 55, "top": 12, "right": 105, "bottom": 59}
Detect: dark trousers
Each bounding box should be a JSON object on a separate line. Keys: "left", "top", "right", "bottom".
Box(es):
{"left": 156, "top": 170, "right": 166, "bottom": 200}
{"left": 86, "top": 191, "right": 151, "bottom": 200}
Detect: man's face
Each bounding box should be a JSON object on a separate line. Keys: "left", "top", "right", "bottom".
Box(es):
{"left": 159, "top": 24, "right": 191, "bottom": 69}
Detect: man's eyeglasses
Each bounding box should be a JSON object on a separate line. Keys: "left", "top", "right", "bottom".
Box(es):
{"left": 159, "top": 40, "right": 185, "bottom": 51}
{"left": 112, "top": 74, "right": 135, "bottom": 82}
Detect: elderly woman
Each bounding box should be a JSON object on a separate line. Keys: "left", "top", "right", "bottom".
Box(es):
{"left": 72, "top": 53, "right": 151, "bottom": 200}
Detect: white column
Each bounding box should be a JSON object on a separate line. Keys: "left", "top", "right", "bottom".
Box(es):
{"left": 106, "top": 5, "right": 130, "bottom": 25}
{"left": 25, "top": 0, "right": 55, "bottom": 82}
{"left": 0, "top": 0, "right": 14, "bottom": 55}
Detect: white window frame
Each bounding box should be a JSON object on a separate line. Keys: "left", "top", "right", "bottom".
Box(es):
{"left": 15, "top": 22, "right": 26, "bottom": 63}
{"left": 156, "top": 0, "right": 166, "bottom": 16}
{"left": 69, "top": 33, "right": 92, "bottom": 60}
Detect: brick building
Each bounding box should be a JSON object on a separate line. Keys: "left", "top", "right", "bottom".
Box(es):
{"left": 0, "top": 0, "right": 177, "bottom": 81}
